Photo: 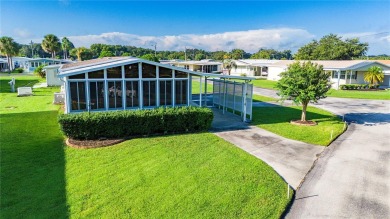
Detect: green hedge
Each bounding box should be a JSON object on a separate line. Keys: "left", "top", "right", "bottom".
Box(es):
{"left": 58, "top": 106, "right": 214, "bottom": 140}
{"left": 339, "top": 84, "right": 379, "bottom": 90}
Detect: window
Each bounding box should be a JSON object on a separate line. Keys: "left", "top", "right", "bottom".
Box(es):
{"left": 125, "top": 63, "right": 139, "bottom": 78}
{"left": 108, "top": 81, "right": 123, "bottom": 109}
{"left": 159, "top": 67, "right": 172, "bottom": 78}
{"left": 89, "top": 81, "right": 105, "bottom": 110}
{"left": 175, "top": 70, "right": 187, "bottom": 78}
{"left": 184, "top": 65, "right": 189, "bottom": 69}
{"left": 125, "top": 81, "right": 139, "bottom": 108}
{"left": 69, "top": 82, "right": 86, "bottom": 111}
{"left": 142, "top": 63, "right": 156, "bottom": 78}
{"left": 332, "top": 71, "right": 346, "bottom": 79}
{"left": 143, "top": 81, "right": 156, "bottom": 107}
{"left": 346, "top": 71, "right": 358, "bottom": 80}
{"left": 160, "top": 80, "right": 172, "bottom": 106}
{"left": 107, "top": 66, "right": 122, "bottom": 78}
{"left": 88, "top": 70, "right": 104, "bottom": 79}
{"left": 175, "top": 80, "right": 188, "bottom": 105}
{"left": 69, "top": 73, "right": 85, "bottom": 79}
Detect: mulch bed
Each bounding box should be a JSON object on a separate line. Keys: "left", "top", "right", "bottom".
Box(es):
{"left": 290, "top": 120, "right": 317, "bottom": 126}
{"left": 66, "top": 138, "right": 126, "bottom": 149}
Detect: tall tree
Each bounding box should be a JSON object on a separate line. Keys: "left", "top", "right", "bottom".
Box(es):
{"left": 42, "top": 34, "right": 61, "bottom": 59}
{"left": 70, "top": 47, "right": 93, "bottom": 61}
{"left": 276, "top": 61, "right": 331, "bottom": 122}
{"left": 0, "top": 36, "right": 19, "bottom": 72}
{"left": 364, "top": 66, "right": 384, "bottom": 86}
{"left": 230, "top": 49, "right": 245, "bottom": 59}
{"left": 294, "top": 34, "right": 368, "bottom": 60}
{"left": 61, "top": 37, "right": 74, "bottom": 59}
{"left": 223, "top": 59, "right": 237, "bottom": 75}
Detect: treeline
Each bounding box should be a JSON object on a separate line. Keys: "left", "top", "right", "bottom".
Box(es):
{"left": 2, "top": 33, "right": 389, "bottom": 64}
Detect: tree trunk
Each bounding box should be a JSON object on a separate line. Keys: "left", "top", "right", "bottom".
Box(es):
{"left": 301, "top": 102, "right": 308, "bottom": 121}
{"left": 7, "top": 56, "right": 11, "bottom": 72}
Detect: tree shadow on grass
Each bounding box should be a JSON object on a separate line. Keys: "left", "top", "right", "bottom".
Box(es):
{"left": 251, "top": 106, "right": 339, "bottom": 126}
{"left": 0, "top": 111, "right": 69, "bottom": 218}
{"left": 0, "top": 78, "right": 40, "bottom": 93}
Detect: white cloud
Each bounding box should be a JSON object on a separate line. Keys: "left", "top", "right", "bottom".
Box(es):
{"left": 13, "top": 28, "right": 33, "bottom": 39}
{"left": 14, "top": 28, "right": 390, "bottom": 55}
{"left": 65, "top": 28, "right": 315, "bottom": 53}
{"left": 340, "top": 32, "right": 390, "bottom": 55}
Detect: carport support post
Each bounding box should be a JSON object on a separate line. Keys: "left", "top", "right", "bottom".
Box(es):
{"left": 337, "top": 70, "right": 341, "bottom": 90}
{"left": 223, "top": 78, "right": 227, "bottom": 114}
{"left": 233, "top": 81, "right": 236, "bottom": 114}
{"left": 243, "top": 81, "right": 248, "bottom": 122}
{"left": 204, "top": 77, "right": 208, "bottom": 106}
{"left": 199, "top": 76, "right": 202, "bottom": 107}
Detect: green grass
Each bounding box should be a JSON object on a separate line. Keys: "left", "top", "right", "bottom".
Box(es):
{"left": 252, "top": 94, "right": 277, "bottom": 102}
{"left": 252, "top": 105, "right": 345, "bottom": 146}
{"left": 192, "top": 80, "right": 213, "bottom": 94}
{"left": 1, "top": 75, "right": 292, "bottom": 218}
{"left": 327, "top": 89, "right": 390, "bottom": 100}
{"left": 251, "top": 79, "right": 278, "bottom": 90}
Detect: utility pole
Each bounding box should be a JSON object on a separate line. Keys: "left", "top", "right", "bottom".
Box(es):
{"left": 151, "top": 42, "right": 157, "bottom": 57}
{"left": 185, "top": 46, "right": 187, "bottom": 61}
{"left": 30, "top": 40, "right": 34, "bottom": 58}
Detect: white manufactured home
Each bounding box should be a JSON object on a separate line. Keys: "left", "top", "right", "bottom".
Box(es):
{"left": 264, "top": 60, "right": 390, "bottom": 89}
{"left": 57, "top": 57, "right": 254, "bottom": 121}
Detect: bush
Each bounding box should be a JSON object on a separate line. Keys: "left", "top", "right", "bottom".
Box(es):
{"left": 58, "top": 106, "right": 214, "bottom": 140}
{"left": 34, "top": 65, "right": 46, "bottom": 78}
{"left": 11, "top": 68, "right": 24, "bottom": 73}
{"left": 339, "top": 85, "right": 346, "bottom": 90}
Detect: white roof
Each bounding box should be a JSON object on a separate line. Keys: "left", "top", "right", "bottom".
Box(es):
{"left": 268, "top": 60, "right": 390, "bottom": 70}
{"left": 236, "top": 59, "right": 279, "bottom": 66}
{"left": 58, "top": 57, "right": 254, "bottom": 80}
{"left": 162, "top": 60, "right": 222, "bottom": 66}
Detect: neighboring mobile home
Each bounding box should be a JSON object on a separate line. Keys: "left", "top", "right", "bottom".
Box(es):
{"left": 265, "top": 60, "right": 390, "bottom": 89}
{"left": 161, "top": 59, "right": 222, "bottom": 73}
{"left": 229, "top": 59, "right": 279, "bottom": 77}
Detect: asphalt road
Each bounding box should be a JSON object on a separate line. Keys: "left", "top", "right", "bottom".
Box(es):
{"left": 285, "top": 97, "right": 390, "bottom": 218}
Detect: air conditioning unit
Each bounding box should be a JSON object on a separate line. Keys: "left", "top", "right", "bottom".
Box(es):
{"left": 53, "top": 92, "right": 65, "bottom": 104}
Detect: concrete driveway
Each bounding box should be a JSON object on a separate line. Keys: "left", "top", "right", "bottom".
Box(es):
{"left": 286, "top": 97, "right": 390, "bottom": 218}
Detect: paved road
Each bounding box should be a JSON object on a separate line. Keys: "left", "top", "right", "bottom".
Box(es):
{"left": 252, "top": 88, "right": 390, "bottom": 218}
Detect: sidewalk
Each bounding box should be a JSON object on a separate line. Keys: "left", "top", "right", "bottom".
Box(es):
{"left": 210, "top": 108, "right": 324, "bottom": 189}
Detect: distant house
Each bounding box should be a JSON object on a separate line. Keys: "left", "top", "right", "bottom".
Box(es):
{"left": 27, "top": 58, "right": 73, "bottom": 72}
{"left": 161, "top": 59, "right": 222, "bottom": 73}
{"left": 265, "top": 60, "right": 390, "bottom": 89}
{"left": 228, "top": 59, "right": 279, "bottom": 77}
{"left": 43, "top": 65, "right": 63, "bottom": 86}
{"left": 0, "top": 59, "right": 8, "bottom": 71}
{"left": 57, "top": 57, "right": 254, "bottom": 117}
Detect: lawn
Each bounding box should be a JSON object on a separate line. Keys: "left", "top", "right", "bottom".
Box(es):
{"left": 252, "top": 105, "right": 346, "bottom": 146}
{"left": 326, "top": 89, "right": 390, "bottom": 100}
{"left": 192, "top": 80, "right": 213, "bottom": 94}
{"left": 252, "top": 94, "right": 277, "bottom": 102}
{"left": 1, "top": 75, "right": 292, "bottom": 218}
{"left": 251, "top": 79, "right": 278, "bottom": 90}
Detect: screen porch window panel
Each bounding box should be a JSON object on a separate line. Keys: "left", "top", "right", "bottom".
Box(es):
{"left": 175, "top": 80, "right": 188, "bottom": 105}
{"left": 125, "top": 81, "right": 139, "bottom": 108}
{"left": 125, "top": 63, "right": 139, "bottom": 78}
{"left": 159, "top": 80, "right": 173, "bottom": 106}
{"left": 69, "top": 81, "right": 87, "bottom": 111}
{"left": 108, "top": 81, "right": 123, "bottom": 109}
{"left": 89, "top": 81, "right": 105, "bottom": 110}
{"left": 143, "top": 81, "right": 157, "bottom": 107}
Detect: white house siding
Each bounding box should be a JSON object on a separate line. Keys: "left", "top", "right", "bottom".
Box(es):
{"left": 45, "top": 67, "right": 64, "bottom": 86}
{"left": 267, "top": 66, "right": 285, "bottom": 81}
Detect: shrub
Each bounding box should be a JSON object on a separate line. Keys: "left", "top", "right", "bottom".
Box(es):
{"left": 11, "top": 68, "right": 24, "bottom": 73}
{"left": 339, "top": 85, "right": 346, "bottom": 90}
{"left": 34, "top": 65, "right": 46, "bottom": 78}
{"left": 58, "top": 106, "right": 214, "bottom": 140}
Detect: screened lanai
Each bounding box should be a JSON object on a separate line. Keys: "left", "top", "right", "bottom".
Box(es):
{"left": 58, "top": 57, "right": 254, "bottom": 121}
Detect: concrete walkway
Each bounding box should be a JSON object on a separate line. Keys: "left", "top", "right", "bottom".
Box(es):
{"left": 210, "top": 109, "right": 324, "bottom": 190}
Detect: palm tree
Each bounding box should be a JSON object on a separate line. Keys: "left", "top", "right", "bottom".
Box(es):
{"left": 364, "top": 66, "right": 384, "bottom": 86}
{"left": 42, "top": 34, "right": 61, "bottom": 59}
{"left": 0, "top": 36, "right": 19, "bottom": 72}
{"left": 74, "top": 47, "right": 86, "bottom": 61}
{"left": 61, "top": 37, "right": 74, "bottom": 59}
{"left": 223, "top": 59, "right": 237, "bottom": 75}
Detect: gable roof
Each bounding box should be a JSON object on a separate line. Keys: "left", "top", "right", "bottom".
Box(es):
{"left": 58, "top": 57, "right": 255, "bottom": 80}
{"left": 267, "top": 60, "right": 390, "bottom": 70}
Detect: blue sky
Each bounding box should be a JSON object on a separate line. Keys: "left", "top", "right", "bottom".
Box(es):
{"left": 2, "top": 0, "right": 390, "bottom": 54}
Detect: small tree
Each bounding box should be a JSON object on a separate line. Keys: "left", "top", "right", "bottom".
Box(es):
{"left": 223, "top": 59, "right": 237, "bottom": 75}
{"left": 140, "top": 54, "right": 159, "bottom": 62}
{"left": 34, "top": 65, "right": 46, "bottom": 78}
{"left": 364, "top": 66, "right": 384, "bottom": 87}
{"left": 276, "top": 61, "right": 331, "bottom": 122}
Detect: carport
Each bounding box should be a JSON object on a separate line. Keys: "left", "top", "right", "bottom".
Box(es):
{"left": 189, "top": 73, "right": 254, "bottom": 122}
